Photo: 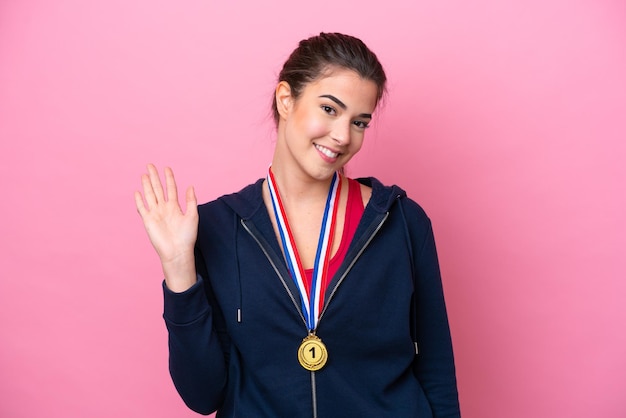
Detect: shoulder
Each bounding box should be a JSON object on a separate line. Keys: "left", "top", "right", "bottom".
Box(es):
{"left": 356, "top": 176, "right": 433, "bottom": 241}
{"left": 355, "top": 177, "right": 429, "bottom": 218}
{"left": 198, "top": 178, "right": 265, "bottom": 220}
{"left": 195, "top": 179, "right": 266, "bottom": 240}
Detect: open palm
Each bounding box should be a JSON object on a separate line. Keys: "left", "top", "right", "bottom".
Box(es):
{"left": 135, "top": 164, "right": 198, "bottom": 290}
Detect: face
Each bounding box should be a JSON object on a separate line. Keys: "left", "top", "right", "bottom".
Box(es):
{"left": 275, "top": 68, "right": 379, "bottom": 181}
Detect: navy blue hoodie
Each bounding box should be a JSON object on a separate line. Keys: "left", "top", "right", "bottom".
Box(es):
{"left": 163, "top": 177, "right": 460, "bottom": 417}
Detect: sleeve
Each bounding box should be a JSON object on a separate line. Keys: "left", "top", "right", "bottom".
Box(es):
{"left": 404, "top": 200, "right": 461, "bottom": 418}
{"left": 162, "top": 264, "right": 228, "bottom": 415}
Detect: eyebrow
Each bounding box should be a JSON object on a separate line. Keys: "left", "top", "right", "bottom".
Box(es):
{"left": 319, "top": 94, "right": 372, "bottom": 119}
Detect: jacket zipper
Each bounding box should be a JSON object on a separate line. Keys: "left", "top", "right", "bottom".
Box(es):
{"left": 242, "top": 212, "right": 389, "bottom": 418}
{"left": 317, "top": 211, "right": 389, "bottom": 325}
{"left": 240, "top": 219, "right": 307, "bottom": 327}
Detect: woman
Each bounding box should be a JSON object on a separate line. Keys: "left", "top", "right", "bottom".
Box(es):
{"left": 135, "top": 32, "right": 460, "bottom": 417}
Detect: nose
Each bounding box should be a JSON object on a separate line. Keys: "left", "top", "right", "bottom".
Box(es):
{"left": 330, "top": 120, "right": 351, "bottom": 145}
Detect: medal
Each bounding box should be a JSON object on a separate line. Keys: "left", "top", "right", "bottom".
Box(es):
{"left": 267, "top": 167, "right": 341, "bottom": 371}
{"left": 298, "top": 334, "right": 328, "bottom": 371}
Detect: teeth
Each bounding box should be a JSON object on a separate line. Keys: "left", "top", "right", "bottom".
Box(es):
{"left": 315, "top": 144, "right": 338, "bottom": 158}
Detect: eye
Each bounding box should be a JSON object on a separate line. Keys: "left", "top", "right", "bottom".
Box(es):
{"left": 321, "top": 105, "right": 336, "bottom": 115}
{"left": 353, "top": 120, "right": 370, "bottom": 129}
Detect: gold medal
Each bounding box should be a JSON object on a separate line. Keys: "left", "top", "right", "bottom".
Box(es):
{"left": 297, "top": 334, "right": 328, "bottom": 371}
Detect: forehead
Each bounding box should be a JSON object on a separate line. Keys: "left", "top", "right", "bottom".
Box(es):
{"left": 303, "top": 68, "right": 379, "bottom": 112}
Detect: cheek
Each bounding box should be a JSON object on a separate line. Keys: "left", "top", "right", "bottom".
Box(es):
{"left": 302, "top": 114, "right": 329, "bottom": 138}
{"left": 350, "top": 134, "right": 365, "bottom": 152}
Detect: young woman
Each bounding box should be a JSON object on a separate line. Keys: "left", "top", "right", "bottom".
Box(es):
{"left": 135, "top": 32, "right": 460, "bottom": 417}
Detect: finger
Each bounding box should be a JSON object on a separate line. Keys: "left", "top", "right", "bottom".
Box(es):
{"left": 164, "top": 166, "right": 178, "bottom": 203}
{"left": 147, "top": 163, "right": 165, "bottom": 204}
{"left": 141, "top": 173, "right": 158, "bottom": 209}
{"left": 134, "top": 191, "right": 148, "bottom": 217}
{"left": 185, "top": 186, "right": 198, "bottom": 217}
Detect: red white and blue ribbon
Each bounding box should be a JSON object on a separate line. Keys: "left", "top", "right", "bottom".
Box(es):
{"left": 267, "top": 167, "right": 342, "bottom": 331}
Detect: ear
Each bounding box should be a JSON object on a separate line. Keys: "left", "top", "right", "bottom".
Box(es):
{"left": 275, "top": 81, "right": 293, "bottom": 120}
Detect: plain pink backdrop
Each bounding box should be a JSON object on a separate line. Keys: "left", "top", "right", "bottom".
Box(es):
{"left": 1, "top": 1, "right": 625, "bottom": 417}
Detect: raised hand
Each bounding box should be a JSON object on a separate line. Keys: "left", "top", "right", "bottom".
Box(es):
{"left": 135, "top": 164, "right": 198, "bottom": 292}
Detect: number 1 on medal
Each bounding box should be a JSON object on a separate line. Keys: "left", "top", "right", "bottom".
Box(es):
{"left": 298, "top": 334, "right": 328, "bottom": 371}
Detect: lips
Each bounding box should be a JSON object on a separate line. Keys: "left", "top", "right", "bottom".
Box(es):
{"left": 314, "top": 144, "right": 339, "bottom": 159}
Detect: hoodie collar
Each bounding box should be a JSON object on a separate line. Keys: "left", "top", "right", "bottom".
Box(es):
{"left": 219, "top": 177, "right": 406, "bottom": 219}
{"left": 355, "top": 177, "right": 407, "bottom": 213}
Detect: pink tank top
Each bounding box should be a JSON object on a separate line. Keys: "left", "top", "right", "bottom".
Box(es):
{"left": 305, "top": 178, "right": 365, "bottom": 301}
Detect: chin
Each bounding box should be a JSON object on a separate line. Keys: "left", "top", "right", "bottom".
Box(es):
{"left": 308, "top": 167, "right": 338, "bottom": 181}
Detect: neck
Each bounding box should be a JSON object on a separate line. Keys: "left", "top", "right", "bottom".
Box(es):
{"left": 269, "top": 163, "right": 336, "bottom": 206}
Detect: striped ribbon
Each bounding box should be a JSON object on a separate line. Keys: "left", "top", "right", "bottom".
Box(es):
{"left": 267, "top": 167, "right": 342, "bottom": 331}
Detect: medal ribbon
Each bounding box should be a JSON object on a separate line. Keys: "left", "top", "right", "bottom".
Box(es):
{"left": 267, "top": 167, "right": 342, "bottom": 331}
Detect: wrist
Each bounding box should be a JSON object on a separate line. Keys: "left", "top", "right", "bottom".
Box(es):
{"left": 161, "top": 252, "right": 197, "bottom": 293}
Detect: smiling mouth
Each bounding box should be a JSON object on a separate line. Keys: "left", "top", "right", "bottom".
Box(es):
{"left": 315, "top": 144, "right": 339, "bottom": 159}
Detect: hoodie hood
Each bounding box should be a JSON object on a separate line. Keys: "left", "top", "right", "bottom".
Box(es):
{"left": 218, "top": 176, "right": 407, "bottom": 220}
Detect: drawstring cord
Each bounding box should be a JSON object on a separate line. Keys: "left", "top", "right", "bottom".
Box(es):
{"left": 234, "top": 214, "right": 243, "bottom": 323}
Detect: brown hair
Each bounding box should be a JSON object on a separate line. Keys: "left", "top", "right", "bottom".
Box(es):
{"left": 272, "top": 32, "right": 387, "bottom": 124}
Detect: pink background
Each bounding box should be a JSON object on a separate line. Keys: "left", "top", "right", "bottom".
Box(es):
{"left": 1, "top": 1, "right": 625, "bottom": 417}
